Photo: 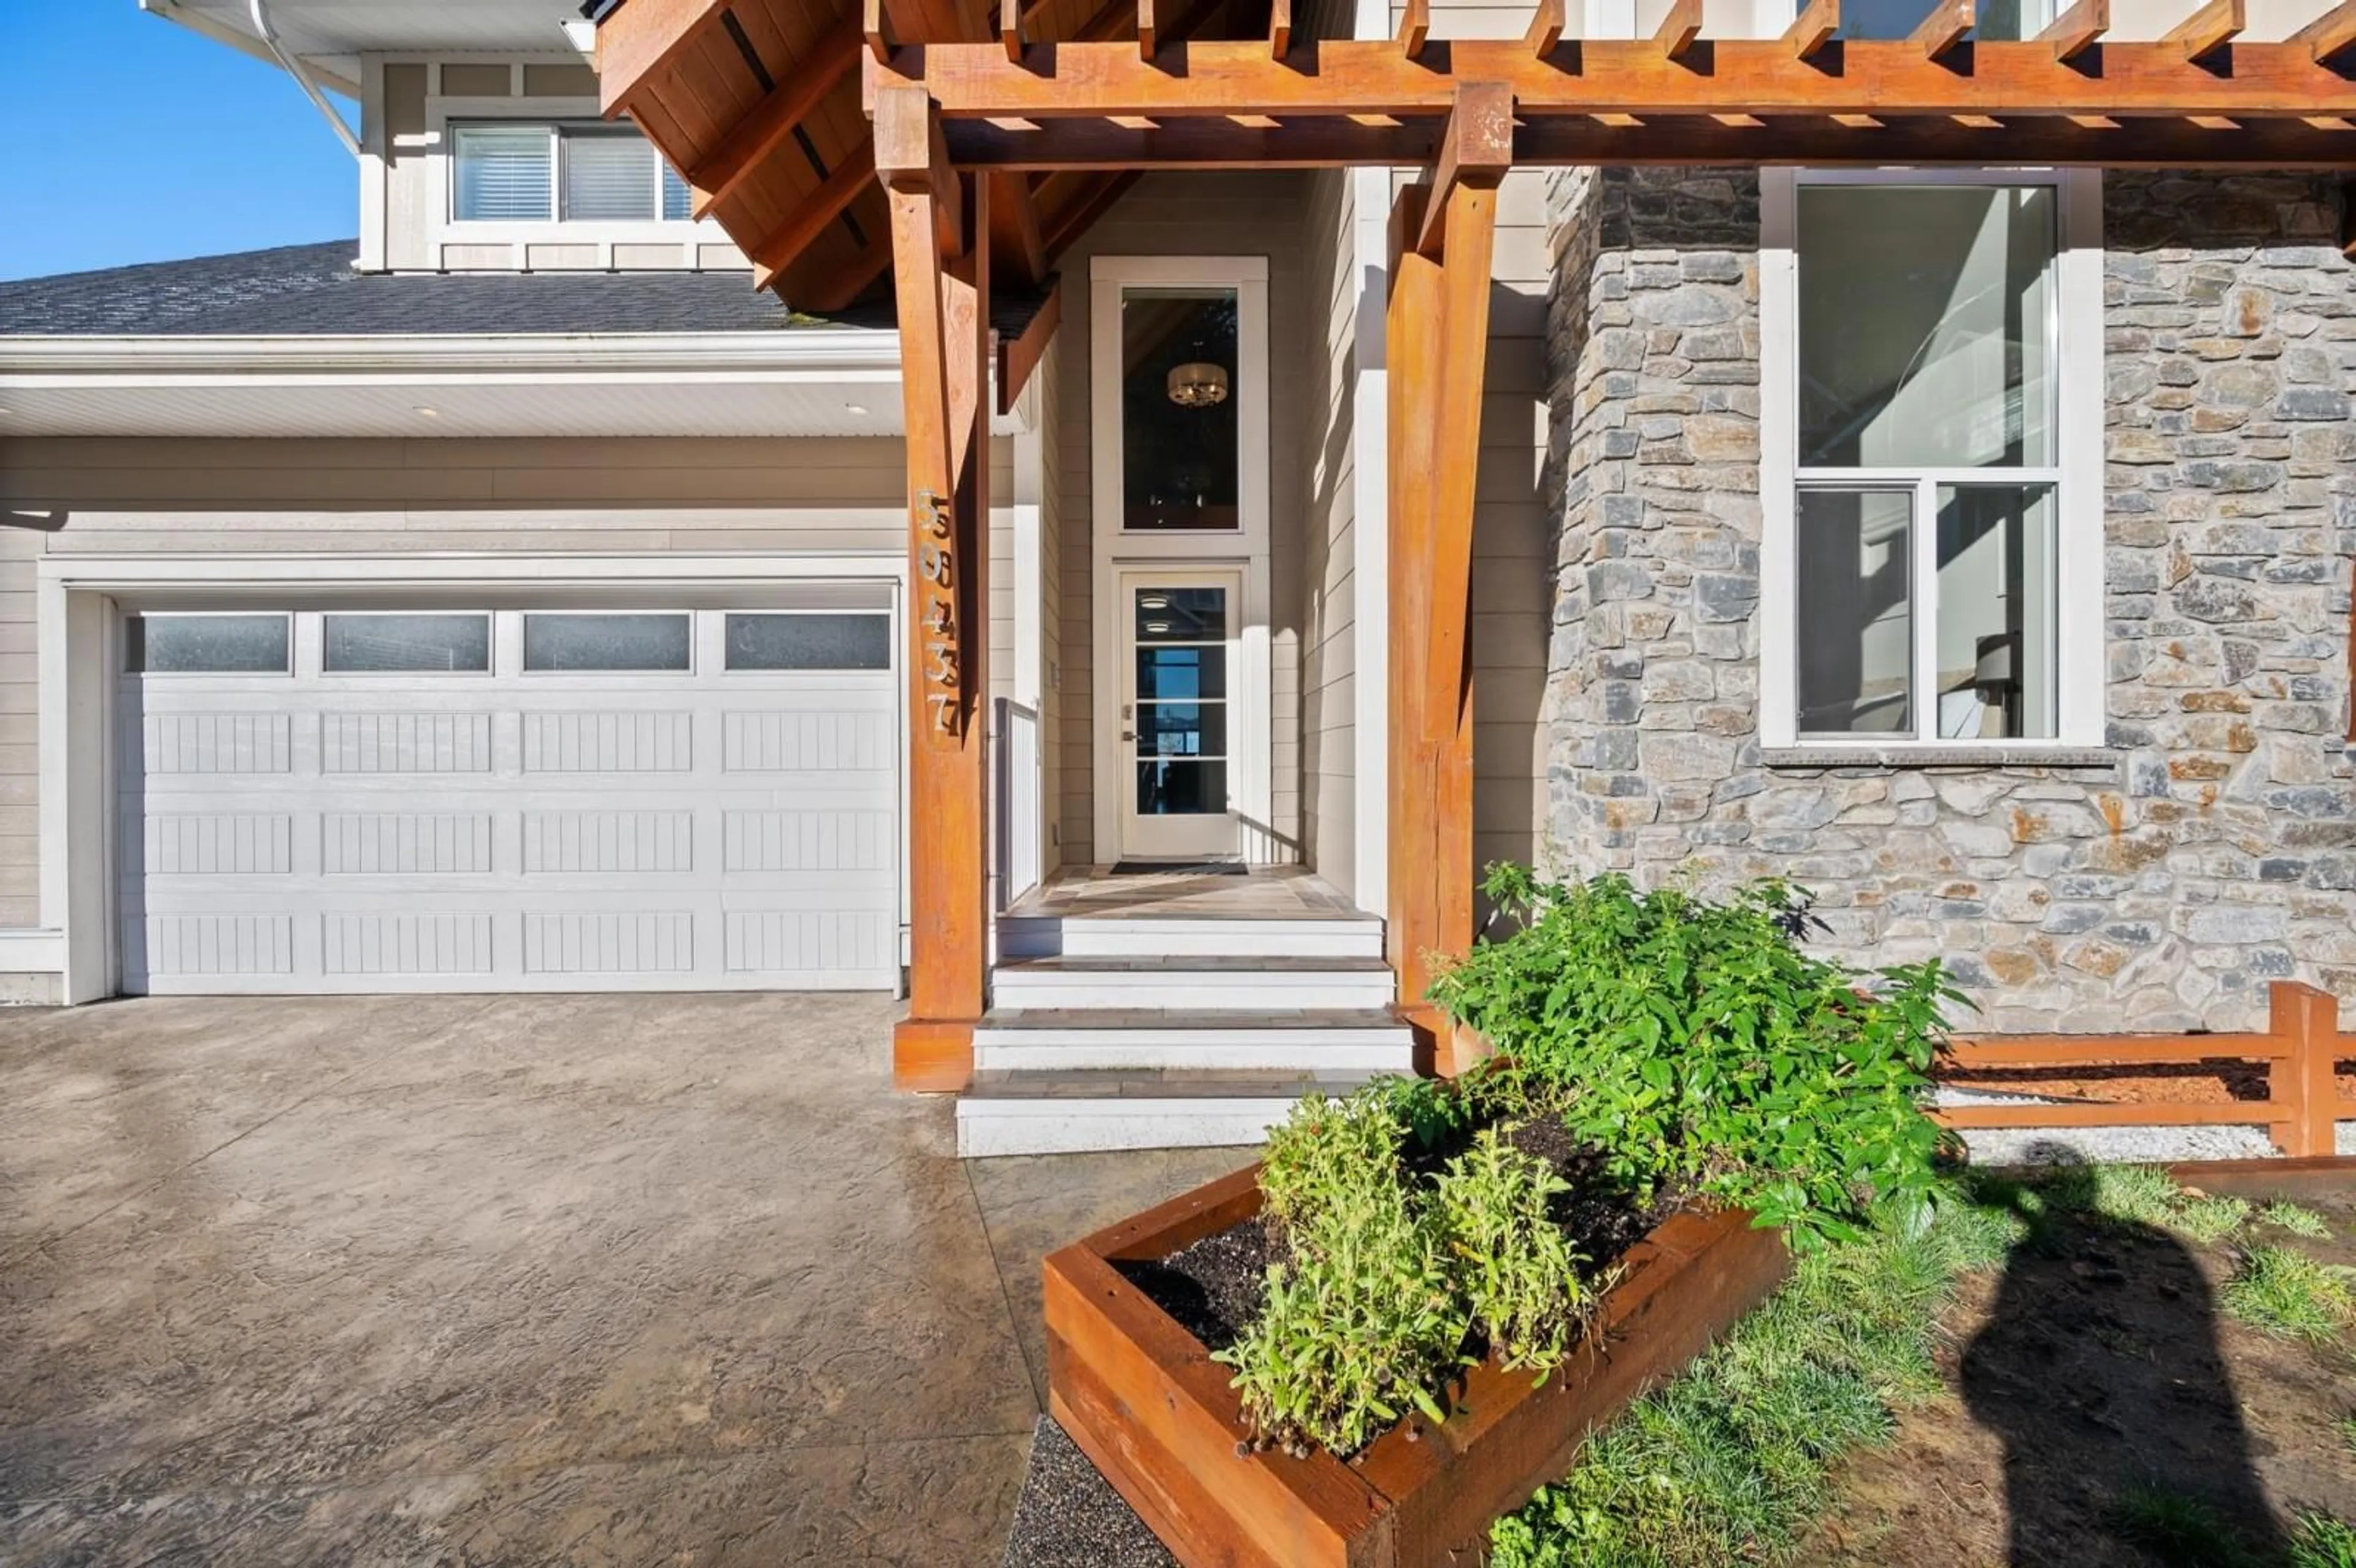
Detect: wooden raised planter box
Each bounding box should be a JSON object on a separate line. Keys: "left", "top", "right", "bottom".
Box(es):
{"left": 1043, "top": 1164, "right": 1792, "bottom": 1568}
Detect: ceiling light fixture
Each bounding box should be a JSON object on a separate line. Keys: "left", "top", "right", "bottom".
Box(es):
{"left": 414, "top": 405, "right": 441, "bottom": 418}
{"left": 844, "top": 402, "right": 869, "bottom": 415}
{"left": 1145, "top": 620, "right": 1172, "bottom": 634}
{"left": 1139, "top": 594, "right": 1170, "bottom": 609}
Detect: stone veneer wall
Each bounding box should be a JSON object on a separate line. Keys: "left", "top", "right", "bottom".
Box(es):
{"left": 1539, "top": 167, "right": 2356, "bottom": 1032}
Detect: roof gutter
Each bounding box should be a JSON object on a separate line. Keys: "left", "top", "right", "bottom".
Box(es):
{"left": 245, "top": 0, "right": 360, "bottom": 156}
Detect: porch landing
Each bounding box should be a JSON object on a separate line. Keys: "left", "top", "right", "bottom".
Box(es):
{"left": 1006, "top": 863, "right": 1362, "bottom": 921}
{"left": 964, "top": 866, "right": 1414, "bottom": 1156}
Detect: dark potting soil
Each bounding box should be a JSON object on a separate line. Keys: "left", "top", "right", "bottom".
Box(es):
{"left": 1115, "top": 1215, "right": 1273, "bottom": 1353}
{"left": 1113, "top": 1113, "right": 1673, "bottom": 1355}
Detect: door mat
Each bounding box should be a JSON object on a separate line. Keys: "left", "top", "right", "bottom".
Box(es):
{"left": 1106, "top": 859, "right": 1247, "bottom": 877}
{"left": 1003, "top": 1416, "right": 1176, "bottom": 1568}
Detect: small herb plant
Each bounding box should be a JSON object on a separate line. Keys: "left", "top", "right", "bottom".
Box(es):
{"left": 1428, "top": 867, "right": 1957, "bottom": 1248}
{"left": 1218, "top": 1090, "right": 1467, "bottom": 1455}
{"left": 1438, "top": 1126, "right": 1595, "bottom": 1375}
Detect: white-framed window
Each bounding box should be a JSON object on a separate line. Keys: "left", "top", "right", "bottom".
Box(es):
{"left": 452, "top": 122, "right": 692, "bottom": 225}
{"left": 1758, "top": 167, "right": 2104, "bottom": 750}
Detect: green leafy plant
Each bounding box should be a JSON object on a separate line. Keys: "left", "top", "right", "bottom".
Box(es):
{"left": 2295, "top": 1513, "right": 2356, "bottom": 1568}
{"left": 2262, "top": 1201, "right": 2333, "bottom": 1240}
{"left": 1428, "top": 867, "right": 1954, "bottom": 1248}
{"left": 1437, "top": 1125, "right": 1594, "bottom": 1374}
{"left": 1218, "top": 1088, "right": 1469, "bottom": 1455}
{"left": 2222, "top": 1243, "right": 2356, "bottom": 1344}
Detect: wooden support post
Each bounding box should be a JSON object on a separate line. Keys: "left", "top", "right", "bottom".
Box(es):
{"left": 1388, "top": 88, "right": 1504, "bottom": 1067}
{"left": 879, "top": 86, "right": 990, "bottom": 1091}
{"left": 2266, "top": 980, "right": 2341, "bottom": 1158}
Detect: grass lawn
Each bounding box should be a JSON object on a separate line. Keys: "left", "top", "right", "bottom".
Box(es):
{"left": 1491, "top": 1165, "right": 2356, "bottom": 1568}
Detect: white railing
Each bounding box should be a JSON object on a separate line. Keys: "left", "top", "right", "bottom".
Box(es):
{"left": 995, "top": 698, "right": 1043, "bottom": 911}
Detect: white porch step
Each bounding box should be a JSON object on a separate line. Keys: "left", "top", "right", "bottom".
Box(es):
{"left": 972, "top": 1007, "right": 1415, "bottom": 1072}
{"left": 955, "top": 1067, "right": 1388, "bottom": 1157}
{"left": 990, "top": 955, "right": 1396, "bottom": 1013}
{"left": 996, "top": 913, "right": 1384, "bottom": 961}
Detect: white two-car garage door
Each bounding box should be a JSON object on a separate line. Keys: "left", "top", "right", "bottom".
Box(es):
{"left": 117, "top": 601, "right": 901, "bottom": 994}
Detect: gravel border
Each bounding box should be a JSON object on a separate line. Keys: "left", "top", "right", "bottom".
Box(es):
{"left": 1003, "top": 1416, "right": 1176, "bottom": 1568}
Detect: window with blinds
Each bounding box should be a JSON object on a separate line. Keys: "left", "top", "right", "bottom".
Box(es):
{"left": 453, "top": 122, "right": 696, "bottom": 225}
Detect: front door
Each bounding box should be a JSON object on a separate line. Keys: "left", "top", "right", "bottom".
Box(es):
{"left": 1117, "top": 569, "right": 1241, "bottom": 861}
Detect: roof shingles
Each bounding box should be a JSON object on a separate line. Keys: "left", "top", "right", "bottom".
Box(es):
{"left": 0, "top": 241, "right": 847, "bottom": 337}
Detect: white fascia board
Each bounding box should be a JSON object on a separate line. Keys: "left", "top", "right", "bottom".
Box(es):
{"left": 0, "top": 331, "right": 903, "bottom": 380}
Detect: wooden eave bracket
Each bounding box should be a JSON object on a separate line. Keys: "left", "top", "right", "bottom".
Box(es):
{"left": 2039, "top": 0, "right": 2108, "bottom": 63}
{"left": 996, "top": 275, "right": 1064, "bottom": 415}
{"left": 1415, "top": 82, "right": 1514, "bottom": 256}
{"left": 2165, "top": 0, "right": 2244, "bottom": 63}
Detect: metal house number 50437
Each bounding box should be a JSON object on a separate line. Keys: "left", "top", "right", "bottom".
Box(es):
{"left": 915, "top": 488, "right": 961, "bottom": 737}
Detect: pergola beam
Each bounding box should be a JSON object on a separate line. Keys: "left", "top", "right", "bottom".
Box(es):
{"left": 1911, "top": 0, "right": 1974, "bottom": 61}
{"left": 869, "top": 37, "right": 2356, "bottom": 121}
{"left": 1655, "top": 0, "right": 1704, "bottom": 62}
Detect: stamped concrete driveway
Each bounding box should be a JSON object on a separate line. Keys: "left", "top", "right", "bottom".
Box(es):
{"left": 0, "top": 994, "right": 1244, "bottom": 1566}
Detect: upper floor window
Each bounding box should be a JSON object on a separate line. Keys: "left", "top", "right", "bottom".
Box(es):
{"left": 452, "top": 123, "right": 693, "bottom": 225}
{"left": 1761, "top": 170, "right": 2103, "bottom": 751}
{"left": 1830, "top": 0, "right": 2052, "bottom": 39}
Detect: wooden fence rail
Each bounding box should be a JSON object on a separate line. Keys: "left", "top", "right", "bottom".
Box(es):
{"left": 1932, "top": 980, "right": 2353, "bottom": 1159}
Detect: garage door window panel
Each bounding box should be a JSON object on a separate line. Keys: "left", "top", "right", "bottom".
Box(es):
{"left": 723, "top": 613, "right": 891, "bottom": 672}
{"left": 523, "top": 613, "right": 693, "bottom": 673}
{"left": 128, "top": 614, "right": 291, "bottom": 675}
{"left": 323, "top": 613, "right": 493, "bottom": 674}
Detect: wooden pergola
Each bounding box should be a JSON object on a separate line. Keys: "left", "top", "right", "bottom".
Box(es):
{"left": 595, "top": 0, "right": 2356, "bottom": 1088}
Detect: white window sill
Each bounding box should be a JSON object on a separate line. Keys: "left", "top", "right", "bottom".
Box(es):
{"left": 1758, "top": 745, "right": 2120, "bottom": 771}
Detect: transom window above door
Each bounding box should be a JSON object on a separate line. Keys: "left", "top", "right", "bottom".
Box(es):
{"left": 1762, "top": 170, "right": 2103, "bottom": 751}
{"left": 1120, "top": 287, "right": 1242, "bottom": 532}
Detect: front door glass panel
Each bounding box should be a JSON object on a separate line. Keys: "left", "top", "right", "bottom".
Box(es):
{"left": 1132, "top": 586, "right": 1230, "bottom": 820}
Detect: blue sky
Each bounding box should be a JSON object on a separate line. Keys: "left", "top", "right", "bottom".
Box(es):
{"left": 0, "top": 1, "right": 358, "bottom": 281}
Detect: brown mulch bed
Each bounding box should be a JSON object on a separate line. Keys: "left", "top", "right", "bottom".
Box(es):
{"left": 1941, "top": 1059, "right": 2356, "bottom": 1107}
{"left": 1805, "top": 1185, "right": 2356, "bottom": 1567}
